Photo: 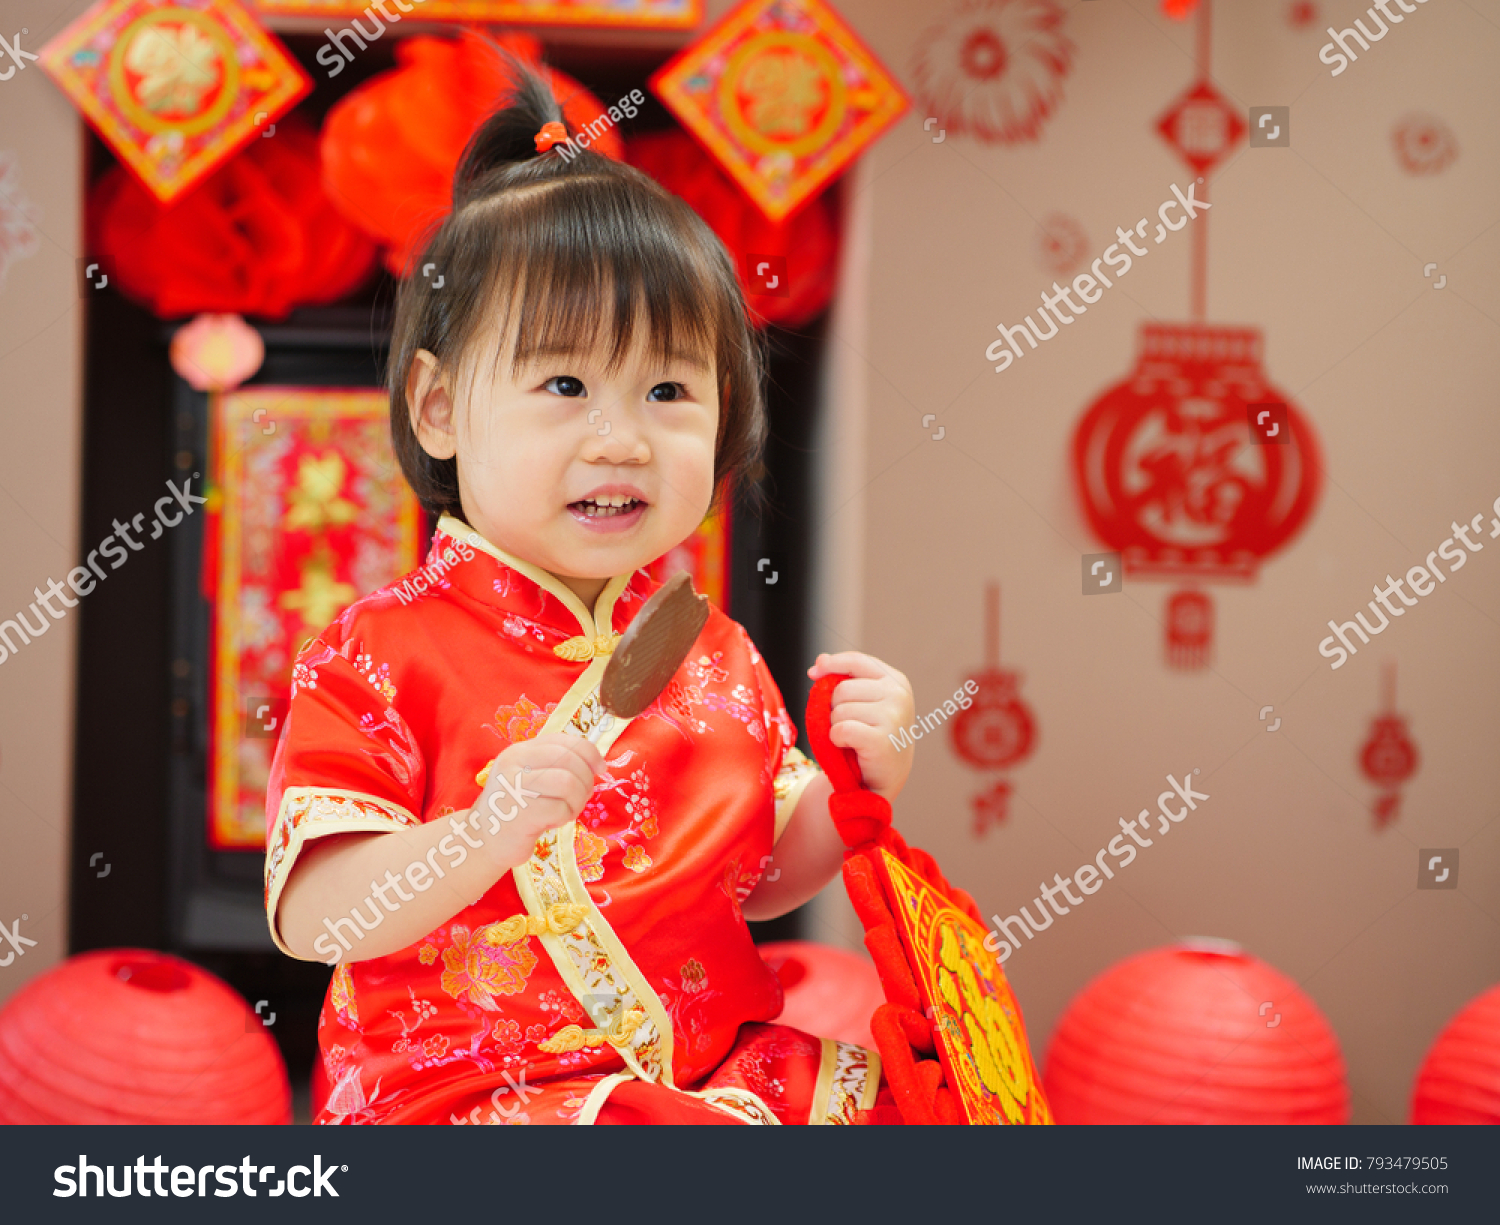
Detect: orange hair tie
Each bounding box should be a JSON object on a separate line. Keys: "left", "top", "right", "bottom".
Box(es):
{"left": 534, "top": 121, "right": 570, "bottom": 153}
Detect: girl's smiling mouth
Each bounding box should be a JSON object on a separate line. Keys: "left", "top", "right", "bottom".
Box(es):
{"left": 568, "top": 486, "right": 648, "bottom": 531}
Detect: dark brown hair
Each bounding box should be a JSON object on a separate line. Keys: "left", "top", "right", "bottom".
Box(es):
{"left": 387, "top": 63, "right": 767, "bottom": 522}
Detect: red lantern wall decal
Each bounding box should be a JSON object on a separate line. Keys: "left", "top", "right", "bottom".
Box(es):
{"left": 1358, "top": 661, "right": 1418, "bottom": 829}
{"left": 1071, "top": 0, "right": 1321, "bottom": 669}
{"left": 950, "top": 583, "right": 1036, "bottom": 834}
{"left": 1165, "top": 588, "right": 1212, "bottom": 669}
{"left": 1073, "top": 324, "right": 1322, "bottom": 670}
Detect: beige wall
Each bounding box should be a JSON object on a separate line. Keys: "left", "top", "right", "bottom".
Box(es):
{"left": 806, "top": 0, "right": 1499, "bottom": 1123}
{"left": 0, "top": 0, "right": 86, "bottom": 1003}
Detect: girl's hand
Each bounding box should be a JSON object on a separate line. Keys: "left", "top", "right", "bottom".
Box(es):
{"left": 470, "top": 733, "right": 603, "bottom": 870}
{"left": 806, "top": 652, "right": 916, "bottom": 805}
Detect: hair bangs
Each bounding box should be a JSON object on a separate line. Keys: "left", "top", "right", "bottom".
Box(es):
{"left": 485, "top": 178, "right": 729, "bottom": 381}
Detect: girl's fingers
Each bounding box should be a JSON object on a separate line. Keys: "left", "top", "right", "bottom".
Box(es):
{"left": 528, "top": 734, "right": 604, "bottom": 772}
{"left": 826, "top": 677, "right": 887, "bottom": 707}
{"left": 829, "top": 698, "right": 901, "bottom": 729}
{"left": 807, "top": 651, "right": 892, "bottom": 682}
{"left": 830, "top": 720, "right": 897, "bottom": 755}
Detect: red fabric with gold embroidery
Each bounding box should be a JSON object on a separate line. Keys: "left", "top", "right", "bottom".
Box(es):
{"left": 805, "top": 675, "right": 1051, "bottom": 1126}
{"left": 265, "top": 519, "right": 877, "bottom": 1125}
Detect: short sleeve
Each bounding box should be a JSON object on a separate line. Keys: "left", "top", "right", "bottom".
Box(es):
{"left": 745, "top": 633, "right": 823, "bottom": 845}
{"left": 263, "top": 635, "right": 426, "bottom": 959}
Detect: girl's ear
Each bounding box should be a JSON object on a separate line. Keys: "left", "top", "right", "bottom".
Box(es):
{"left": 407, "top": 350, "right": 457, "bottom": 460}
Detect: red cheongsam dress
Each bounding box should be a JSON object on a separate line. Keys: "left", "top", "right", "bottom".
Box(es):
{"left": 264, "top": 515, "right": 883, "bottom": 1124}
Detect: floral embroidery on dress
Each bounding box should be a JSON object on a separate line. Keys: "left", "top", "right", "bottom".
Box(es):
{"left": 330, "top": 964, "right": 360, "bottom": 1028}
{"left": 292, "top": 640, "right": 337, "bottom": 692}
{"left": 417, "top": 944, "right": 438, "bottom": 965}
{"left": 322, "top": 1065, "right": 384, "bottom": 1125}
{"left": 659, "top": 959, "right": 721, "bottom": 1057}
{"left": 622, "top": 846, "right": 652, "bottom": 872}
{"left": 351, "top": 645, "right": 397, "bottom": 703}
{"left": 490, "top": 694, "right": 558, "bottom": 746}
{"left": 440, "top": 923, "right": 539, "bottom": 1009}
{"left": 720, "top": 855, "right": 762, "bottom": 924}
{"left": 357, "top": 707, "right": 422, "bottom": 787}
{"left": 501, "top": 612, "right": 553, "bottom": 645}
{"left": 573, "top": 829, "right": 608, "bottom": 882}
{"left": 702, "top": 681, "right": 766, "bottom": 744}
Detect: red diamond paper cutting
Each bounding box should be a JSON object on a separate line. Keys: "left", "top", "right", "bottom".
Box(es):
{"left": 1155, "top": 78, "right": 1244, "bottom": 178}
{"left": 651, "top": 0, "right": 909, "bottom": 222}
{"left": 41, "top": 0, "right": 311, "bottom": 204}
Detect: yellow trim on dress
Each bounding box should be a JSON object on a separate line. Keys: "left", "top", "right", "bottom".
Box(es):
{"left": 773, "top": 747, "right": 822, "bottom": 844}
{"left": 809, "top": 1037, "right": 883, "bottom": 1125}
{"left": 445, "top": 523, "right": 681, "bottom": 1089}
{"left": 572, "top": 1073, "right": 782, "bottom": 1125}
{"left": 264, "top": 786, "right": 421, "bottom": 959}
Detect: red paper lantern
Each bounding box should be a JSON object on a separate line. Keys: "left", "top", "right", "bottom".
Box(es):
{"left": 759, "top": 940, "right": 883, "bottom": 1050}
{"left": 1411, "top": 983, "right": 1500, "bottom": 1124}
{"left": 0, "top": 949, "right": 291, "bottom": 1124}
{"left": 321, "top": 31, "right": 623, "bottom": 278}
{"left": 88, "top": 115, "right": 378, "bottom": 320}
{"left": 625, "top": 130, "right": 839, "bottom": 330}
{"left": 1043, "top": 939, "right": 1350, "bottom": 1124}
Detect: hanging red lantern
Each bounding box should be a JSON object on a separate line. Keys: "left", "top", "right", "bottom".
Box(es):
{"left": 320, "top": 30, "right": 623, "bottom": 278}
{"left": 88, "top": 114, "right": 378, "bottom": 320}
{"left": 1411, "top": 983, "right": 1500, "bottom": 1125}
{"left": 1043, "top": 939, "right": 1350, "bottom": 1124}
{"left": 950, "top": 582, "right": 1036, "bottom": 833}
{"left": 0, "top": 949, "right": 291, "bottom": 1123}
{"left": 1072, "top": 323, "right": 1322, "bottom": 668}
{"left": 625, "top": 130, "right": 839, "bottom": 330}
{"left": 1358, "top": 661, "right": 1419, "bottom": 829}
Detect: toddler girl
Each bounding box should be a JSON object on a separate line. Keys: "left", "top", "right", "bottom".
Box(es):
{"left": 268, "top": 69, "right": 915, "bottom": 1125}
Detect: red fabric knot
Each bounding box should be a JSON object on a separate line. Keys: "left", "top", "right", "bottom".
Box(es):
{"left": 534, "top": 121, "right": 570, "bottom": 153}
{"left": 829, "top": 790, "right": 891, "bottom": 849}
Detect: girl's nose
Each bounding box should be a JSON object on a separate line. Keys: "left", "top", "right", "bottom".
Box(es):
{"left": 582, "top": 407, "right": 649, "bottom": 462}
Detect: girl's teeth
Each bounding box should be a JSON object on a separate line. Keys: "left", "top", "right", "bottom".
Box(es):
{"left": 579, "top": 499, "right": 639, "bottom": 517}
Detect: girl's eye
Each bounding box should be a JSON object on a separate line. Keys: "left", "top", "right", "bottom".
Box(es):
{"left": 544, "top": 376, "right": 587, "bottom": 398}
{"left": 647, "top": 382, "right": 688, "bottom": 402}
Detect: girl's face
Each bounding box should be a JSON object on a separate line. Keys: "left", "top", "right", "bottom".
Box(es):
{"left": 409, "top": 317, "right": 719, "bottom": 610}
